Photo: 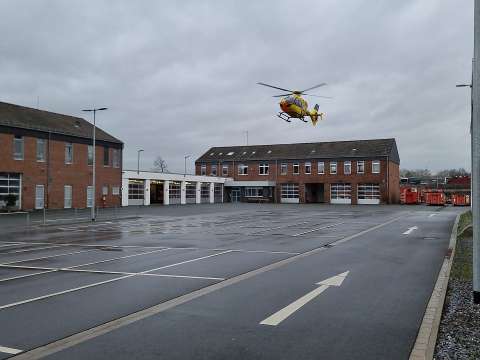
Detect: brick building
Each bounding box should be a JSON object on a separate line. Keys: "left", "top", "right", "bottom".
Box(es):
{"left": 195, "top": 139, "right": 400, "bottom": 205}
{"left": 0, "top": 101, "right": 123, "bottom": 210}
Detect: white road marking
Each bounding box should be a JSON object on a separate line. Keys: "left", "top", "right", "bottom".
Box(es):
{"left": 291, "top": 222, "right": 344, "bottom": 237}
{"left": 429, "top": 214, "right": 437, "bottom": 218}
{"left": 260, "top": 271, "right": 350, "bottom": 326}
{"left": 2, "top": 249, "right": 96, "bottom": 265}
{"left": 403, "top": 226, "right": 418, "bottom": 235}
{"left": 141, "top": 250, "right": 233, "bottom": 273}
{"left": 0, "top": 270, "right": 57, "bottom": 283}
{"left": 0, "top": 345, "right": 22, "bottom": 354}
{"left": 3, "top": 245, "right": 63, "bottom": 254}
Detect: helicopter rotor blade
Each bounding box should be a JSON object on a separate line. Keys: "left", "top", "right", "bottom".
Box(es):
{"left": 300, "top": 83, "right": 327, "bottom": 93}
{"left": 257, "top": 82, "right": 294, "bottom": 93}
{"left": 302, "top": 93, "right": 333, "bottom": 99}
{"left": 272, "top": 93, "right": 293, "bottom": 98}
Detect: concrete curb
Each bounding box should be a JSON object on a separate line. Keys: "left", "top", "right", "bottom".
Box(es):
{"left": 409, "top": 212, "right": 463, "bottom": 360}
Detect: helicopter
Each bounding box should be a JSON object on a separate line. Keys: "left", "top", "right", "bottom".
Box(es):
{"left": 257, "top": 82, "right": 330, "bottom": 126}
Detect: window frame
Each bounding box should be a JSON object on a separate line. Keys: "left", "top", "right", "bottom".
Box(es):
{"left": 259, "top": 163, "right": 269, "bottom": 175}
{"left": 222, "top": 165, "right": 229, "bottom": 176}
{"left": 357, "top": 160, "right": 365, "bottom": 174}
{"left": 103, "top": 146, "right": 110, "bottom": 167}
{"left": 372, "top": 160, "right": 381, "bottom": 174}
{"left": 318, "top": 161, "right": 325, "bottom": 175}
{"left": 87, "top": 145, "right": 94, "bottom": 166}
{"left": 305, "top": 161, "right": 311, "bottom": 175}
{"left": 13, "top": 136, "right": 24, "bottom": 160}
{"left": 330, "top": 161, "right": 337, "bottom": 175}
{"left": 280, "top": 163, "right": 288, "bottom": 175}
{"left": 293, "top": 162, "right": 300, "bottom": 175}
{"left": 211, "top": 164, "right": 218, "bottom": 176}
{"left": 65, "top": 142, "right": 73, "bottom": 164}
{"left": 200, "top": 164, "right": 207, "bottom": 176}
{"left": 344, "top": 161, "right": 351, "bottom": 175}
{"left": 238, "top": 164, "right": 248, "bottom": 175}
{"left": 36, "top": 138, "right": 46, "bottom": 162}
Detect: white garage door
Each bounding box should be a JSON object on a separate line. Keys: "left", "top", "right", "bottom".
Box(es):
{"left": 330, "top": 183, "right": 351, "bottom": 204}
{"left": 358, "top": 183, "right": 380, "bottom": 205}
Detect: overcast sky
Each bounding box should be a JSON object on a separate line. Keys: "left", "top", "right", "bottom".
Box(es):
{"left": 0, "top": 0, "right": 474, "bottom": 173}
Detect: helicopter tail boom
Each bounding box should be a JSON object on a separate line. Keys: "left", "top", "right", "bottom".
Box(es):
{"left": 309, "top": 104, "right": 324, "bottom": 126}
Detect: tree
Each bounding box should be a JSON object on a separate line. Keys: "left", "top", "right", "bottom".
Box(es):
{"left": 400, "top": 168, "right": 432, "bottom": 178}
{"left": 152, "top": 156, "right": 168, "bottom": 173}
{"left": 435, "top": 168, "right": 470, "bottom": 178}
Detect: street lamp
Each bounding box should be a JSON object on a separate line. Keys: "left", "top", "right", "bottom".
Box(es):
{"left": 137, "top": 149, "right": 144, "bottom": 175}
{"left": 184, "top": 155, "right": 191, "bottom": 176}
{"left": 82, "top": 107, "right": 108, "bottom": 222}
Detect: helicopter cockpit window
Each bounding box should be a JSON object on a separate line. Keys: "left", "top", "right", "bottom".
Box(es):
{"left": 286, "top": 96, "right": 295, "bottom": 104}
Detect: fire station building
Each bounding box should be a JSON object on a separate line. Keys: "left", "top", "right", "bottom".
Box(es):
{"left": 195, "top": 138, "right": 400, "bottom": 205}
{"left": 0, "top": 101, "right": 123, "bottom": 210}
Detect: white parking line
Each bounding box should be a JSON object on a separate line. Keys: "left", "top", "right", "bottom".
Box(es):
{"left": 141, "top": 250, "right": 233, "bottom": 273}
{"left": 2, "top": 249, "right": 96, "bottom": 265}
{"left": 0, "top": 345, "right": 22, "bottom": 354}
{"left": 0, "top": 270, "right": 58, "bottom": 283}
{"left": 3, "top": 245, "right": 63, "bottom": 254}
{"left": 291, "top": 222, "right": 344, "bottom": 237}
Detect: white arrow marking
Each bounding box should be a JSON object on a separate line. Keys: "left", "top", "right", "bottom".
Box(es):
{"left": 260, "top": 271, "right": 349, "bottom": 326}
{"left": 0, "top": 345, "right": 22, "bottom": 355}
{"left": 429, "top": 214, "right": 436, "bottom": 218}
{"left": 403, "top": 226, "right": 418, "bottom": 235}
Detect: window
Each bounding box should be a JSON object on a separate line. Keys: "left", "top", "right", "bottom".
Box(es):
{"left": 65, "top": 143, "right": 73, "bottom": 164}
{"left": 36, "top": 138, "right": 46, "bottom": 162}
{"left": 102, "top": 185, "right": 108, "bottom": 196}
{"left": 238, "top": 164, "right": 248, "bottom": 175}
{"left": 330, "top": 183, "right": 351, "bottom": 203}
{"left": 245, "top": 187, "right": 263, "bottom": 197}
{"left": 0, "top": 173, "right": 21, "bottom": 208}
{"left": 281, "top": 183, "right": 299, "bottom": 199}
{"left": 13, "top": 136, "right": 24, "bottom": 160}
{"left": 211, "top": 165, "right": 217, "bottom": 176}
{"left": 259, "top": 163, "right": 269, "bottom": 175}
{"left": 200, "top": 164, "right": 206, "bottom": 176}
{"left": 64, "top": 185, "right": 72, "bottom": 209}
{"left": 112, "top": 186, "right": 120, "bottom": 196}
{"left": 318, "top": 161, "right": 325, "bottom": 174}
{"left": 87, "top": 145, "right": 93, "bottom": 166}
{"left": 330, "top": 161, "right": 337, "bottom": 174}
{"left": 344, "top": 161, "right": 351, "bottom": 175}
{"left": 305, "top": 162, "right": 311, "bottom": 174}
{"left": 222, "top": 165, "right": 229, "bottom": 176}
{"left": 293, "top": 163, "right": 300, "bottom": 175}
{"left": 372, "top": 160, "right": 380, "bottom": 174}
{"left": 86, "top": 186, "right": 94, "bottom": 208}
{"left": 103, "top": 147, "right": 109, "bottom": 166}
{"left": 358, "top": 184, "right": 380, "bottom": 200}
{"left": 281, "top": 163, "right": 287, "bottom": 175}
{"left": 357, "top": 161, "right": 365, "bottom": 174}
{"left": 112, "top": 149, "right": 120, "bottom": 168}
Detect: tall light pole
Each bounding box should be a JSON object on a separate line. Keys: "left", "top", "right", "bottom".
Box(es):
{"left": 137, "top": 149, "right": 144, "bottom": 175}
{"left": 184, "top": 155, "right": 191, "bottom": 176}
{"left": 82, "top": 107, "right": 108, "bottom": 222}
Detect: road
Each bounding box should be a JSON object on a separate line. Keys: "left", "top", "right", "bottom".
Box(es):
{"left": 0, "top": 204, "right": 461, "bottom": 359}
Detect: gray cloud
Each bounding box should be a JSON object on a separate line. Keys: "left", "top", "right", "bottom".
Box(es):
{"left": 0, "top": 0, "right": 473, "bottom": 173}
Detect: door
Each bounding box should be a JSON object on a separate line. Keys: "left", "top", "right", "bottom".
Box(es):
{"left": 35, "top": 185, "right": 45, "bottom": 209}
{"left": 64, "top": 185, "right": 73, "bottom": 209}
{"left": 330, "top": 183, "right": 351, "bottom": 204}
{"left": 231, "top": 188, "right": 241, "bottom": 203}
{"left": 87, "top": 186, "right": 94, "bottom": 208}
{"left": 358, "top": 183, "right": 380, "bottom": 205}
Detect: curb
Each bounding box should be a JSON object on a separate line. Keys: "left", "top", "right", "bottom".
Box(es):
{"left": 408, "top": 212, "right": 463, "bottom": 360}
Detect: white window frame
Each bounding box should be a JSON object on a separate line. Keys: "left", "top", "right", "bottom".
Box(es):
{"left": 238, "top": 164, "right": 248, "bottom": 175}
{"left": 102, "top": 185, "right": 108, "bottom": 196}
{"left": 35, "top": 185, "right": 45, "bottom": 209}
{"left": 87, "top": 145, "right": 94, "bottom": 166}
{"left": 86, "top": 186, "right": 94, "bottom": 208}
{"left": 344, "top": 161, "right": 351, "bottom": 175}
{"left": 64, "top": 185, "right": 72, "bottom": 209}
{"left": 65, "top": 143, "right": 73, "bottom": 164}
{"left": 280, "top": 163, "right": 288, "bottom": 175}
{"left": 211, "top": 165, "right": 217, "bottom": 176}
{"left": 13, "top": 136, "right": 24, "bottom": 160}
{"left": 318, "top": 161, "right": 325, "bottom": 174}
{"left": 245, "top": 187, "right": 263, "bottom": 197}
{"left": 36, "top": 138, "right": 46, "bottom": 162}
{"left": 200, "top": 164, "right": 206, "bottom": 176}
{"left": 112, "top": 186, "right": 120, "bottom": 196}
{"left": 357, "top": 161, "right": 365, "bottom": 174}
{"left": 259, "top": 163, "right": 269, "bottom": 175}
{"left": 305, "top": 161, "right": 311, "bottom": 175}
{"left": 330, "top": 161, "right": 337, "bottom": 175}
{"left": 293, "top": 163, "right": 300, "bottom": 175}
{"left": 222, "top": 165, "right": 229, "bottom": 176}
{"left": 372, "top": 160, "right": 381, "bottom": 174}
{"left": 112, "top": 149, "right": 120, "bottom": 168}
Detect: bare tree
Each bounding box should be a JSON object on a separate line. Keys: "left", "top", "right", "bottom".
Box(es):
{"left": 152, "top": 156, "right": 168, "bottom": 173}
{"left": 400, "top": 168, "right": 432, "bottom": 178}
{"left": 435, "top": 168, "right": 470, "bottom": 178}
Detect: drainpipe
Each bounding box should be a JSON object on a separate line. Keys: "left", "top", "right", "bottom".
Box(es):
{"left": 386, "top": 155, "right": 389, "bottom": 204}
{"left": 46, "top": 131, "right": 51, "bottom": 209}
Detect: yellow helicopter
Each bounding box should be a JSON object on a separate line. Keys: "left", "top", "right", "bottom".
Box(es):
{"left": 257, "top": 82, "right": 330, "bottom": 126}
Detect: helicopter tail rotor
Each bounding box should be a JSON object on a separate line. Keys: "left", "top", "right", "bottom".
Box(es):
{"left": 310, "top": 104, "right": 324, "bottom": 126}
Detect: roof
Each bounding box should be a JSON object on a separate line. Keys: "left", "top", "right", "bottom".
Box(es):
{"left": 196, "top": 138, "right": 400, "bottom": 164}
{"left": 0, "top": 101, "right": 122, "bottom": 144}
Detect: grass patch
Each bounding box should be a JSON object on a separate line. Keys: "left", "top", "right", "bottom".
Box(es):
{"left": 450, "top": 211, "right": 473, "bottom": 281}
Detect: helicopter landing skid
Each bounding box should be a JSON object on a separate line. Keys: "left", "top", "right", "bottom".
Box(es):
{"left": 277, "top": 112, "right": 291, "bottom": 122}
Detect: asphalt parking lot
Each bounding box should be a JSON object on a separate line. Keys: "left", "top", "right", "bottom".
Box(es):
{"left": 0, "top": 203, "right": 462, "bottom": 360}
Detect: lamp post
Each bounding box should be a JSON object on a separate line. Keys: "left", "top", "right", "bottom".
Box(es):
{"left": 184, "top": 155, "right": 191, "bottom": 176}
{"left": 82, "top": 107, "right": 108, "bottom": 222}
{"left": 137, "top": 149, "right": 144, "bottom": 175}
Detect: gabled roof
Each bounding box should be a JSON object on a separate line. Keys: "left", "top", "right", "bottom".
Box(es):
{"left": 0, "top": 101, "right": 122, "bottom": 144}
{"left": 196, "top": 138, "right": 400, "bottom": 164}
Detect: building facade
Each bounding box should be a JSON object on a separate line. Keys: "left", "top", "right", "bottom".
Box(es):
{"left": 195, "top": 139, "right": 400, "bottom": 205}
{"left": 0, "top": 101, "right": 123, "bottom": 210}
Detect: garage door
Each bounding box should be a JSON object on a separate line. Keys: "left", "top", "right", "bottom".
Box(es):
{"left": 358, "top": 183, "right": 380, "bottom": 205}
{"left": 330, "top": 183, "right": 351, "bottom": 204}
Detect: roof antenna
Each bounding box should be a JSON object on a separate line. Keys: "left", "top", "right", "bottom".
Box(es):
{"left": 244, "top": 130, "right": 249, "bottom": 145}
{"left": 36, "top": 96, "right": 39, "bottom": 109}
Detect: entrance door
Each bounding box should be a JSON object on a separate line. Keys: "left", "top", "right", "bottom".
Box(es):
{"left": 64, "top": 185, "right": 72, "bottom": 209}
{"left": 35, "top": 185, "right": 45, "bottom": 209}
{"left": 231, "top": 188, "right": 241, "bottom": 203}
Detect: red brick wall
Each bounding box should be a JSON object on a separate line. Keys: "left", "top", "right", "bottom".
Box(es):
{"left": 0, "top": 133, "right": 122, "bottom": 210}
{"left": 196, "top": 158, "right": 400, "bottom": 204}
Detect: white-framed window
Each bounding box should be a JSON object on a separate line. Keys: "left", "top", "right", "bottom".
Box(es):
{"left": 280, "top": 163, "right": 287, "bottom": 175}
{"left": 259, "top": 163, "right": 269, "bottom": 175}
{"left": 103, "top": 147, "right": 110, "bottom": 166}
{"left": 281, "top": 183, "right": 299, "bottom": 199}
{"left": 86, "top": 186, "right": 94, "bottom": 208}
{"left": 318, "top": 161, "right": 325, "bottom": 174}
{"left": 211, "top": 165, "right": 217, "bottom": 176}
{"left": 357, "top": 161, "right": 365, "bottom": 174}
{"left": 112, "top": 149, "right": 121, "bottom": 168}
{"left": 35, "top": 184, "right": 45, "bottom": 209}
{"left": 245, "top": 187, "right": 263, "bottom": 197}
{"left": 293, "top": 163, "right": 300, "bottom": 175}
{"left": 112, "top": 186, "right": 120, "bottom": 195}
{"left": 222, "top": 165, "right": 228, "bottom": 176}
{"left": 87, "top": 145, "right": 94, "bottom": 166}
{"left": 200, "top": 164, "right": 206, "bottom": 176}
{"left": 344, "top": 161, "right": 351, "bottom": 175}
{"left": 65, "top": 143, "right": 73, "bottom": 164}
{"left": 64, "top": 185, "right": 72, "bottom": 209}
{"left": 238, "top": 164, "right": 248, "bottom": 175}
{"left": 305, "top": 162, "right": 311, "bottom": 174}
{"left": 102, "top": 185, "right": 108, "bottom": 196}
{"left": 13, "top": 136, "right": 24, "bottom": 160}
{"left": 330, "top": 161, "right": 337, "bottom": 174}
{"left": 36, "top": 138, "right": 46, "bottom": 162}
{"left": 372, "top": 160, "right": 381, "bottom": 174}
